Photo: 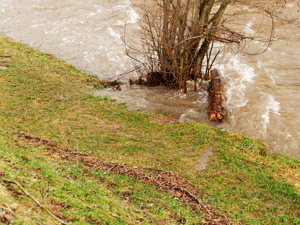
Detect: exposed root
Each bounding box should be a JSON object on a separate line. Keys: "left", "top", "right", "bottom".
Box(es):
{"left": 17, "top": 132, "right": 232, "bottom": 224}
{"left": 129, "top": 72, "right": 178, "bottom": 89}
{"left": 129, "top": 71, "right": 206, "bottom": 94}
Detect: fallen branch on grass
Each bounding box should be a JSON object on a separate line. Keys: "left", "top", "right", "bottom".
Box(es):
{"left": 2, "top": 179, "right": 67, "bottom": 225}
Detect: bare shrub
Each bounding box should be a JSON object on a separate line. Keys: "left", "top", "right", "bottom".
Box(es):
{"left": 125, "top": 0, "right": 300, "bottom": 93}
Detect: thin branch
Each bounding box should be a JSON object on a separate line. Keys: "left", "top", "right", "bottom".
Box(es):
{"left": 2, "top": 179, "right": 68, "bottom": 225}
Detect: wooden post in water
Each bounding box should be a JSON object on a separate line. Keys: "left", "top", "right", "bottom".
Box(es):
{"left": 208, "top": 69, "right": 227, "bottom": 122}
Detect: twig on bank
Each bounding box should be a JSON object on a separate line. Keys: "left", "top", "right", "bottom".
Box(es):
{"left": 2, "top": 179, "right": 67, "bottom": 225}
{"left": 237, "top": 177, "right": 246, "bottom": 184}
{"left": 104, "top": 165, "right": 118, "bottom": 174}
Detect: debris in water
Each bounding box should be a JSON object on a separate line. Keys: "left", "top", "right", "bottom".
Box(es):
{"left": 86, "top": 78, "right": 122, "bottom": 91}
{"left": 208, "top": 69, "right": 227, "bottom": 122}
{"left": 129, "top": 72, "right": 178, "bottom": 89}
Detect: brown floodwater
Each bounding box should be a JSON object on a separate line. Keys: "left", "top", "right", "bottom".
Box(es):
{"left": 0, "top": 0, "right": 300, "bottom": 158}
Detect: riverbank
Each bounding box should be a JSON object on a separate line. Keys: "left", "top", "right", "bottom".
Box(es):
{"left": 0, "top": 38, "right": 299, "bottom": 224}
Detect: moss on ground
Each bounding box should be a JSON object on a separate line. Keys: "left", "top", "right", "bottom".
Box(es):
{"left": 0, "top": 38, "right": 299, "bottom": 224}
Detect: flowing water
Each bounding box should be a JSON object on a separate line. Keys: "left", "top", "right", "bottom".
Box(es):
{"left": 0, "top": 0, "right": 300, "bottom": 158}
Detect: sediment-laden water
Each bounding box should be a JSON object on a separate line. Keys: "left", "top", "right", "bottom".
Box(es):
{"left": 0, "top": 0, "right": 299, "bottom": 158}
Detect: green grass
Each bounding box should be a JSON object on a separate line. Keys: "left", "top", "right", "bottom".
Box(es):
{"left": 0, "top": 134, "right": 203, "bottom": 224}
{"left": 0, "top": 38, "right": 299, "bottom": 224}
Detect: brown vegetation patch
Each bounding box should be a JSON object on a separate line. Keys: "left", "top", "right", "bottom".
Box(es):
{"left": 0, "top": 205, "right": 14, "bottom": 225}
{"left": 17, "top": 132, "right": 232, "bottom": 224}
{"left": 49, "top": 200, "right": 70, "bottom": 212}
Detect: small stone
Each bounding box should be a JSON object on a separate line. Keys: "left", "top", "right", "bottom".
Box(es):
{"left": 10, "top": 203, "right": 18, "bottom": 211}
{"left": 1, "top": 57, "right": 12, "bottom": 62}
{"left": 0, "top": 66, "right": 8, "bottom": 70}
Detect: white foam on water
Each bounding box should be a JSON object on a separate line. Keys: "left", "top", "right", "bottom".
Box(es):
{"left": 83, "top": 51, "right": 97, "bottom": 64}
{"left": 31, "top": 23, "right": 44, "bottom": 28}
{"left": 216, "top": 54, "right": 256, "bottom": 109}
{"left": 111, "top": 0, "right": 140, "bottom": 24}
{"left": 227, "top": 55, "right": 256, "bottom": 83}
{"left": 0, "top": 1, "right": 9, "bottom": 8}
{"left": 127, "top": 6, "right": 140, "bottom": 23}
{"left": 107, "top": 27, "right": 121, "bottom": 39}
{"left": 261, "top": 67, "right": 276, "bottom": 84}
{"left": 0, "top": 17, "right": 10, "bottom": 24}
{"left": 244, "top": 20, "right": 255, "bottom": 35}
{"left": 261, "top": 94, "right": 280, "bottom": 132}
{"left": 286, "top": 3, "right": 295, "bottom": 8}
{"left": 257, "top": 60, "right": 264, "bottom": 69}
{"left": 62, "top": 35, "right": 76, "bottom": 43}
{"left": 87, "top": 5, "right": 102, "bottom": 17}
{"left": 179, "top": 94, "right": 187, "bottom": 99}
{"left": 112, "top": 0, "right": 130, "bottom": 10}
{"left": 179, "top": 109, "right": 200, "bottom": 123}
{"left": 65, "top": 18, "right": 85, "bottom": 25}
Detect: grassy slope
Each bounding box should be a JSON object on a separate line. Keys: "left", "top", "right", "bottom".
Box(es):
{"left": 0, "top": 38, "right": 299, "bottom": 224}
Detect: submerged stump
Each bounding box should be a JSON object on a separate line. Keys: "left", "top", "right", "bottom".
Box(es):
{"left": 208, "top": 69, "right": 227, "bottom": 122}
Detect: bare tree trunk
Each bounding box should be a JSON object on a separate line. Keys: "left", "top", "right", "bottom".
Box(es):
{"left": 137, "top": 0, "right": 234, "bottom": 91}
{"left": 161, "top": 0, "right": 170, "bottom": 76}
{"left": 196, "top": 0, "right": 232, "bottom": 72}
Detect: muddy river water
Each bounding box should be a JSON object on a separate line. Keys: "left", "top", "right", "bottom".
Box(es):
{"left": 0, "top": 0, "right": 300, "bottom": 158}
